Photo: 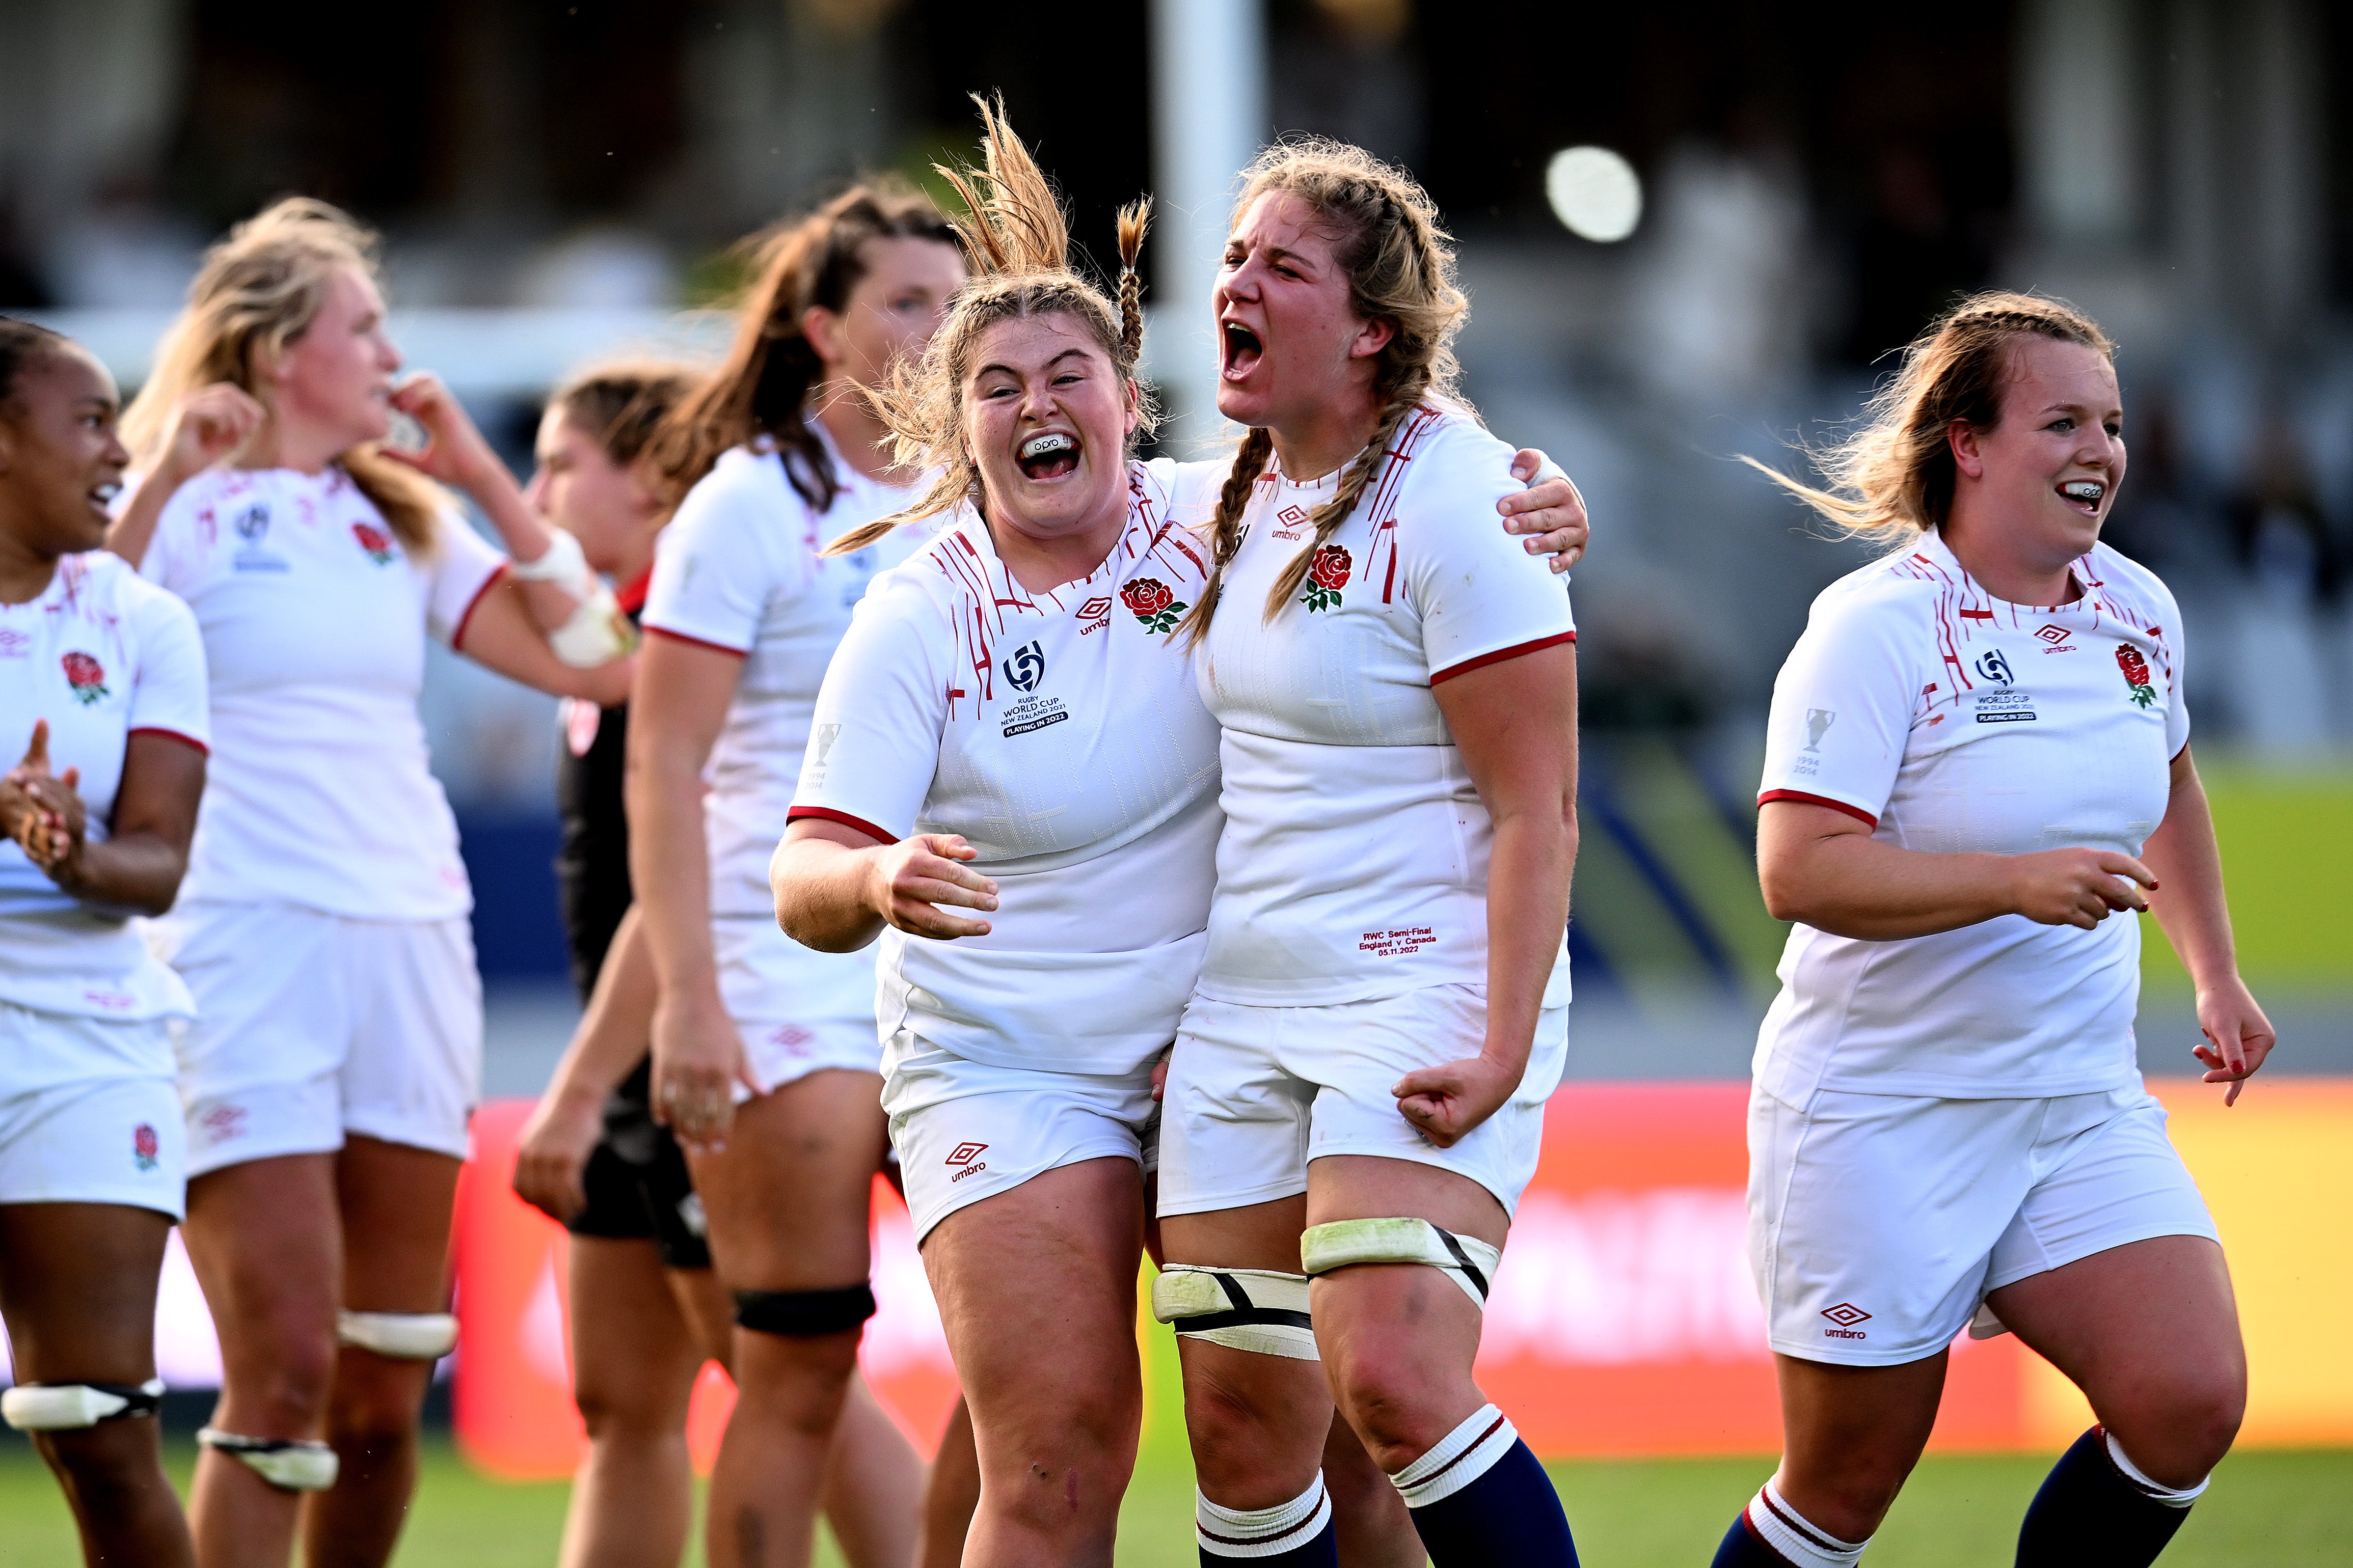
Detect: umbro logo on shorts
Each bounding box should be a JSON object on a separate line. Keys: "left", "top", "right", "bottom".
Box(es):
{"left": 946, "top": 1142, "right": 989, "bottom": 1182}
{"left": 1821, "top": 1302, "right": 1871, "bottom": 1340}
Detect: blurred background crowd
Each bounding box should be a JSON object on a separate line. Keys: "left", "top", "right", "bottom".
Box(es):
{"left": 3, "top": 0, "right": 2347, "bottom": 1075}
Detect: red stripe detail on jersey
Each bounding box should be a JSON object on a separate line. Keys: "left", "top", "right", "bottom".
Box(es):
{"left": 644, "top": 625, "right": 750, "bottom": 657}
{"left": 1429, "top": 630, "right": 1576, "bottom": 685}
{"left": 615, "top": 566, "right": 655, "bottom": 615}
{"left": 1757, "top": 789, "right": 1878, "bottom": 829}
{"left": 1959, "top": 608, "right": 1995, "bottom": 620}
{"left": 785, "top": 806, "right": 898, "bottom": 846}
{"left": 127, "top": 725, "right": 210, "bottom": 757}
{"left": 451, "top": 562, "right": 511, "bottom": 650}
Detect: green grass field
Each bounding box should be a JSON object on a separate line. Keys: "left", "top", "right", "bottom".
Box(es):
{"left": 2, "top": 1438, "right": 2348, "bottom": 1565}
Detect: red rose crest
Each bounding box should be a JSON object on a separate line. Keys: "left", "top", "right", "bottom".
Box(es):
{"left": 351, "top": 521, "right": 396, "bottom": 565}
{"left": 1300, "top": 543, "right": 1352, "bottom": 612}
{"left": 2114, "top": 643, "right": 2155, "bottom": 708}
{"left": 61, "top": 651, "right": 109, "bottom": 705}
{"left": 1119, "top": 576, "right": 1188, "bottom": 636}
{"left": 133, "top": 1123, "right": 160, "bottom": 1172}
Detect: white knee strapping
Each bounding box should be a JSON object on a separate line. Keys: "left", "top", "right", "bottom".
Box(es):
{"left": 1, "top": 1378, "right": 165, "bottom": 1431}
{"left": 2104, "top": 1430, "right": 2208, "bottom": 1507}
{"left": 1388, "top": 1404, "right": 1518, "bottom": 1509}
{"left": 1300, "top": 1218, "right": 1502, "bottom": 1310}
{"left": 1742, "top": 1479, "right": 1868, "bottom": 1568}
{"left": 1197, "top": 1473, "right": 1333, "bottom": 1558}
{"left": 1151, "top": 1267, "right": 1319, "bottom": 1361}
{"left": 337, "top": 1310, "right": 458, "bottom": 1360}
{"left": 198, "top": 1428, "right": 340, "bottom": 1491}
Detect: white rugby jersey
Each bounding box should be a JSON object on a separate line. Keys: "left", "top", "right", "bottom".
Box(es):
{"left": 1194, "top": 403, "right": 1578, "bottom": 1008}
{"left": 790, "top": 459, "right": 1225, "bottom": 1075}
{"left": 0, "top": 551, "right": 206, "bottom": 1035}
{"left": 1753, "top": 530, "right": 2189, "bottom": 1101}
{"left": 140, "top": 466, "right": 506, "bottom": 920}
{"left": 641, "top": 431, "right": 922, "bottom": 918}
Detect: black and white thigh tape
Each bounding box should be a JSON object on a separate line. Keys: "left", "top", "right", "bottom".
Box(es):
{"left": 1151, "top": 1266, "right": 1318, "bottom": 1360}
{"left": 1300, "top": 1218, "right": 1501, "bottom": 1309}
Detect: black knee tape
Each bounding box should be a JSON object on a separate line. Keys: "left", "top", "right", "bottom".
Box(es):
{"left": 732, "top": 1283, "right": 877, "bottom": 1337}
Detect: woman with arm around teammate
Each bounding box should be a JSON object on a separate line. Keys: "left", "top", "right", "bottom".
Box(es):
{"left": 1713, "top": 294, "right": 2267, "bottom": 1568}
{"left": 1152, "top": 142, "right": 1584, "bottom": 1566}
{"left": 102, "top": 199, "right": 632, "bottom": 1568}
{"left": 0, "top": 319, "right": 213, "bottom": 1568}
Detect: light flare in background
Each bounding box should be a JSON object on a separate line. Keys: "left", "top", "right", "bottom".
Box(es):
{"left": 1547, "top": 146, "right": 1644, "bottom": 242}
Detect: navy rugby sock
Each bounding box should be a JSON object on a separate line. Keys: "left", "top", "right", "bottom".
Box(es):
{"left": 1390, "top": 1405, "right": 1578, "bottom": 1566}
{"left": 1712, "top": 1479, "right": 1869, "bottom": 1566}
{"left": 1195, "top": 1473, "right": 1337, "bottom": 1565}
{"left": 2015, "top": 1425, "right": 2201, "bottom": 1567}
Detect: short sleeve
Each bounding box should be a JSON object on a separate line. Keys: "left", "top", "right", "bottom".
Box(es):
{"left": 1756, "top": 590, "right": 1917, "bottom": 829}
{"left": 643, "top": 449, "right": 809, "bottom": 656}
{"left": 788, "top": 576, "right": 949, "bottom": 845}
{"left": 1399, "top": 427, "right": 1577, "bottom": 684}
{"left": 125, "top": 584, "right": 211, "bottom": 753}
{"left": 422, "top": 509, "right": 510, "bottom": 647}
{"left": 2152, "top": 580, "right": 2191, "bottom": 759}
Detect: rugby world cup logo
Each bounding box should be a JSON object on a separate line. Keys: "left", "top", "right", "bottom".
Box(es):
{"left": 1003, "top": 640, "right": 1046, "bottom": 693}
{"left": 1804, "top": 709, "right": 1835, "bottom": 752}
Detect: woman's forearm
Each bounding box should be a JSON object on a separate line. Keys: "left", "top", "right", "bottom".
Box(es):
{"left": 458, "top": 457, "right": 583, "bottom": 632}
{"left": 1761, "top": 832, "right": 2023, "bottom": 940}
{"left": 545, "top": 906, "right": 660, "bottom": 1107}
{"left": 2141, "top": 751, "right": 2239, "bottom": 990}
{"left": 52, "top": 834, "right": 187, "bottom": 918}
{"left": 105, "top": 461, "right": 197, "bottom": 570}
{"left": 1482, "top": 811, "right": 1574, "bottom": 1071}
{"left": 626, "top": 752, "right": 723, "bottom": 998}
{"left": 771, "top": 834, "right": 888, "bottom": 952}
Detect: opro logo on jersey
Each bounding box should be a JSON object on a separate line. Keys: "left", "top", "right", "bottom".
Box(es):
{"left": 1003, "top": 641, "right": 1046, "bottom": 692}
{"left": 1973, "top": 648, "right": 2015, "bottom": 685}
{"left": 946, "top": 1142, "right": 989, "bottom": 1181}
{"left": 1821, "top": 1302, "right": 1871, "bottom": 1339}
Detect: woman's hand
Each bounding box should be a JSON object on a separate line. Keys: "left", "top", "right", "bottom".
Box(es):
{"left": 1393, "top": 1054, "right": 1521, "bottom": 1148}
{"left": 382, "top": 372, "right": 503, "bottom": 492}
{"left": 651, "top": 987, "right": 756, "bottom": 1154}
{"left": 2006, "top": 848, "right": 2155, "bottom": 929}
{"left": 154, "top": 383, "right": 265, "bottom": 484}
{"left": 1, "top": 721, "right": 87, "bottom": 887}
{"left": 865, "top": 834, "right": 998, "bottom": 940}
{"left": 2188, "top": 976, "right": 2275, "bottom": 1107}
{"left": 511, "top": 1085, "right": 607, "bottom": 1223}
{"left": 1499, "top": 450, "right": 1589, "bottom": 574}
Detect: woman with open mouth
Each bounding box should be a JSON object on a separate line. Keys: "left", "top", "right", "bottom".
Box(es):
{"left": 773, "top": 103, "right": 1591, "bottom": 1567}
{"left": 1717, "top": 293, "right": 2267, "bottom": 1568}
{"left": 0, "top": 317, "right": 212, "bottom": 1568}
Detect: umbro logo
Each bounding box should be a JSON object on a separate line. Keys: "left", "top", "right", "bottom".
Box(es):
{"left": 2034, "top": 623, "right": 2071, "bottom": 646}
{"left": 1274, "top": 504, "right": 1310, "bottom": 539}
{"left": 946, "top": 1141, "right": 989, "bottom": 1182}
{"left": 1821, "top": 1302, "right": 1871, "bottom": 1339}
{"left": 1077, "top": 596, "right": 1112, "bottom": 619}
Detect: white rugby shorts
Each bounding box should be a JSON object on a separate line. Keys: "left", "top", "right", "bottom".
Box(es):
{"left": 160, "top": 902, "right": 483, "bottom": 1174}
{"left": 1155, "top": 984, "right": 1568, "bottom": 1220}
{"left": 0, "top": 1009, "right": 186, "bottom": 1217}
{"left": 713, "top": 916, "right": 883, "bottom": 1102}
{"left": 1748, "top": 1082, "right": 2218, "bottom": 1367}
{"left": 882, "top": 1030, "right": 1158, "bottom": 1243}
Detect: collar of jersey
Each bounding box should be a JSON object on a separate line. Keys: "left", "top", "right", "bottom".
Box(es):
{"left": 1914, "top": 528, "right": 2096, "bottom": 617}
{"left": 945, "top": 470, "right": 1158, "bottom": 617}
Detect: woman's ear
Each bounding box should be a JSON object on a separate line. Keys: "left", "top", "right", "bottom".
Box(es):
{"left": 1347, "top": 316, "right": 1397, "bottom": 362}
{"left": 1123, "top": 376, "right": 1141, "bottom": 437}
{"left": 801, "top": 306, "right": 845, "bottom": 371}
{"left": 1949, "top": 420, "right": 1986, "bottom": 481}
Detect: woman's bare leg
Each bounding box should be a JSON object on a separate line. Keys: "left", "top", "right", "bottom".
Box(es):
{"left": 923, "top": 1158, "right": 1146, "bottom": 1566}
{"left": 914, "top": 1397, "right": 980, "bottom": 1568}
{"left": 181, "top": 1152, "right": 342, "bottom": 1568}
{"left": 822, "top": 1372, "right": 925, "bottom": 1568}
{"left": 688, "top": 1070, "right": 890, "bottom": 1568}
{"left": 302, "top": 1136, "right": 463, "bottom": 1568}
{"left": 560, "top": 1236, "right": 710, "bottom": 1568}
{"left": 0, "top": 1201, "right": 195, "bottom": 1568}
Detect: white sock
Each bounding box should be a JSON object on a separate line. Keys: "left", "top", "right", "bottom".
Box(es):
{"left": 1386, "top": 1403, "right": 1519, "bottom": 1510}
{"left": 1196, "top": 1473, "right": 1332, "bottom": 1558}
{"left": 1744, "top": 1479, "right": 1868, "bottom": 1568}
{"left": 2103, "top": 1429, "right": 2208, "bottom": 1507}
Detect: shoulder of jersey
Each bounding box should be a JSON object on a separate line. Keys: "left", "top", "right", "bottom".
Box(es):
{"left": 2078, "top": 539, "right": 2178, "bottom": 623}
{"left": 1805, "top": 539, "right": 1959, "bottom": 621}
{"left": 856, "top": 512, "right": 981, "bottom": 618}
{"left": 675, "top": 445, "right": 801, "bottom": 530}
{"left": 61, "top": 548, "right": 190, "bottom": 625}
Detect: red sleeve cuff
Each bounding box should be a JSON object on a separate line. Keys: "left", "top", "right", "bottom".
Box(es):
{"left": 451, "top": 562, "right": 510, "bottom": 650}
{"left": 786, "top": 806, "right": 899, "bottom": 846}
{"left": 1428, "top": 629, "right": 1577, "bottom": 686}
{"left": 1756, "top": 789, "right": 1878, "bottom": 829}
{"left": 126, "top": 726, "right": 210, "bottom": 757}
{"left": 645, "top": 625, "right": 751, "bottom": 658}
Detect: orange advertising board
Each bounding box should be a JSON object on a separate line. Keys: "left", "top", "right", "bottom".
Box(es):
{"left": 451, "top": 1080, "right": 2353, "bottom": 1476}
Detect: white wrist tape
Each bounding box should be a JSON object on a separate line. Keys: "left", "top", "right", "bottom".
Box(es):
{"left": 337, "top": 1310, "right": 458, "bottom": 1360}
{"left": 547, "top": 584, "right": 637, "bottom": 667}
{"left": 1152, "top": 1267, "right": 1318, "bottom": 1360}
{"left": 1300, "top": 1217, "right": 1501, "bottom": 1309}
{"left": 507, "top": 527, "right": 593, "bottom": 588}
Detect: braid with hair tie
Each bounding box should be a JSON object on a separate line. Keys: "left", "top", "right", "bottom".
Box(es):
{"left": 1116, "top": 199, "right": 1150, "bottom": 368}
{"left": 1177, "top": 426, "right": 1276, "bottom": 646}
{"left": 1261, "top": 387, "right": 1423, "bottom": 620}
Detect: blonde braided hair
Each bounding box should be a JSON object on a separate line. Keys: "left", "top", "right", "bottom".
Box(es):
{"left": 1745, "top": 291, "right": 2114, "bottom": 541}
{"left": 825, "top": 97, "right": 1153, "bottom": 557}
{"left": 1178, "top": 138, "right": 1470, "bottom": 643}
